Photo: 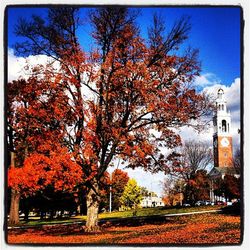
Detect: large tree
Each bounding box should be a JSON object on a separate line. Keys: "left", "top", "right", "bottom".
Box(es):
{"left": 7, "top": 71, "right": 83, "bottom": 224}
{"left": 214, "top": 174, "right": 240, "bottom": 201}
{"left": 185, "top": 170, "right": 210, "bottom": 204}
{"left": 161, "top": 140, "right": 212, "bottom": 204}
{"left": 9, "top": 7, "right": 211, "bottom": 231}
{"left": 162, "top": 176, "right": 185, "bottom": 206}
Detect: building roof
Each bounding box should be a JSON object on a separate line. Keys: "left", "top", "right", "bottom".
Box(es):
{"left": 209, "top": 167, "right": 240, "bottom": 177}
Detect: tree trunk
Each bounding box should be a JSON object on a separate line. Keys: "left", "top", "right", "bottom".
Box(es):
{"left": 49, "top": 210, "right": 54, "bottom": 219}
{"left": 85, "top": 179, "right": 100, "bottom": 232}
{"left": 40, "top": 210, "right": 45, "bottom": 220}
{"left": 24, "top": 208, "right": 29, "bottom": 221}
{"left": 9, "top": 152, "right": 21, "bottom": 225}
{"left": 9, "top": 189, "right": 21, "bottom": 225}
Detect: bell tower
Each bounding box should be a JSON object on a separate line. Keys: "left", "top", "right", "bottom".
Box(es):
{"left": 213, "top": 88, "right": 233, "bottom": 169}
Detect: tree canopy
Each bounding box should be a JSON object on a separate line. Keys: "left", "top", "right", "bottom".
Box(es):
{"left": 7, "top": 7, "right": 212, "bottom": 231}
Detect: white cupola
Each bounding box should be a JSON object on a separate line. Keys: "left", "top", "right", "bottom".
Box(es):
{"left": 213, "top": 88, "right": 232, "bottom": 136}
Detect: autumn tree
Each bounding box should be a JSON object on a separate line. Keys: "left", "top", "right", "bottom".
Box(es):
{"left": 97, "top": 171, "right": 112, "bottom": 212}
{"left": 162, "top": 176, "right": 185, "bottom": 206}
{"left": 10, "top": 7, "right": 211, "bottom": 231}
{"left": 160, "top": 140, "right": 213, "bottom": 204}
{"left": 120, "top": 179, "right": 143, "bottom": 209}
{"left": 7, "top": 70, "right": 82, "bottom": 224}
{"left": 214, "top": 174, "right": 240, "bottom": 201}
{"left": 177, "top": 140, "right": 212, "bottom": 179}
{"left": 224, "top": 175, "right": 241, "bottom": 200}
{"left": 111, "top": 169, "right": 129, "bottom": 210}
{"left": 233, "top": 148, "right": 241, "bottom": 174}
{"left": 185, "top": 170, "right": 210, "bottom": 204}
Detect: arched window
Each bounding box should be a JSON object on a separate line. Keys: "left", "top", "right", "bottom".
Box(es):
{"left": 218, "top": 89, "right": 224, "bottom": 99}
{"left": 218, "top": 104, "right": 221, "bottom": 110}
{"left": 222, "top": 120, "right": 227, "bottom": 132}
{"left": 222, "top": 104, "right": 224, "bottom": 110}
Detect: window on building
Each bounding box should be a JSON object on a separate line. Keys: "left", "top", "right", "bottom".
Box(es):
{"left": 222, "top": 120, "right": 227, "bottom": 132}
{"left": 222, "top": 104, "right": 224, "bottom": 110}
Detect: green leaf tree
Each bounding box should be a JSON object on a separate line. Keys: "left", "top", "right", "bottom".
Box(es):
{"left": 120, "top": 179, "right": 143, "bottom": 209}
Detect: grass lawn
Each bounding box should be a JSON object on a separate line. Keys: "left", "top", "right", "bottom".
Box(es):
{"left": 98, "top": 205, "right": 222, "bottom": 219}
{"left": 14, "top": 205, "right": 222, "bottom": 227}
{"left": 7, "top": 212, "right": 241, "bottom": 245}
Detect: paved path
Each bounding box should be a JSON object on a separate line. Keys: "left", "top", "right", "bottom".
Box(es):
{"left": 161, "top": 209, "right": 221, "bottom": 217}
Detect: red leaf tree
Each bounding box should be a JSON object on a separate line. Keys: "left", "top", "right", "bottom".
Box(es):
{"left": 111, "top": 169, "right": 129, "bottom": 210}
{"left": 7, "top": 69, "right": 82, "bottom": 224}
{"left": 9, "top": 7, "right": 212, "bottom": 231}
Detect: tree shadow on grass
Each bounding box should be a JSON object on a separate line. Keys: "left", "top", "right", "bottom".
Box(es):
{"left": 100, "top": 215, "right": 174, "bottom": 227}
{"left": 219, "top": 202, "right": 241, "bottom": 216}
{"left": 37, "top": 217, "right": 184, "bottom": 244}
{"left": 9, "top": 215, "right": 178, "bottom": 238}
{"left": 7, "top": 213, "right": 188, "bottom": 241}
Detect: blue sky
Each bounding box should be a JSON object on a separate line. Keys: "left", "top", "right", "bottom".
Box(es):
{"left": 7, "top": 6, "right": 241, "bottom": 86}
{"left": 137, "top": 7, "right": 241, "bottom": 86}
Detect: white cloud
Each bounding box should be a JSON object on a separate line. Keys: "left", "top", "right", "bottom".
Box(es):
{"left": 179, "top": 125, "right": 214, "bottom": 145}
{"left": 8, "top": 48, "right": 97, "bottom": 102}
{"left": 8, "top": 48, "right": 59, "bottom": 82}
{"left": 180, "top": 77, "right": 241, "bottom": 150}
{"left": 194, "top": 72, "right": 221, "bottom": 87}
{"left": 125, "top": 168, "right": 165, "bottom": 197}
{"left": 7, "top": 51, "right": 241, "bottom": 196}
{"left": 203, "top": 77, "right": 240, "bottom": 116}
{"left": 203, "top": 78, "right": 241, "bottom": 143}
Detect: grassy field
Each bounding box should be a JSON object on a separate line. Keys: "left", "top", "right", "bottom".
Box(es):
{"left": 15, "top": 205, "right": 222, "bottom": 227}
{"left": 7, "top": 211, "right": 241, "bottom": 245}
{"left": 98, "top": 205, "right": 221, "bottom": 219}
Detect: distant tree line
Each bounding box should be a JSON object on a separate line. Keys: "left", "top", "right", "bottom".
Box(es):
{"left": 8, "top": 168, "right": 157, "bottom": 221}
{"left": 162, "top": 140, "right": 241, "bottom": 206}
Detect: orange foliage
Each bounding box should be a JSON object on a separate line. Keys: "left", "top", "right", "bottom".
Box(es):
{"left": 8, "top": 8, "right": 212, "bottom": 186}
{"left": 8, "top": 146, "right": 83, "bottom": 195}
{"left": 7, "top": 213, "right": 241, "bottom": 244}
{"left": 8, "top": 8, "right": 213, "bottom": 229}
